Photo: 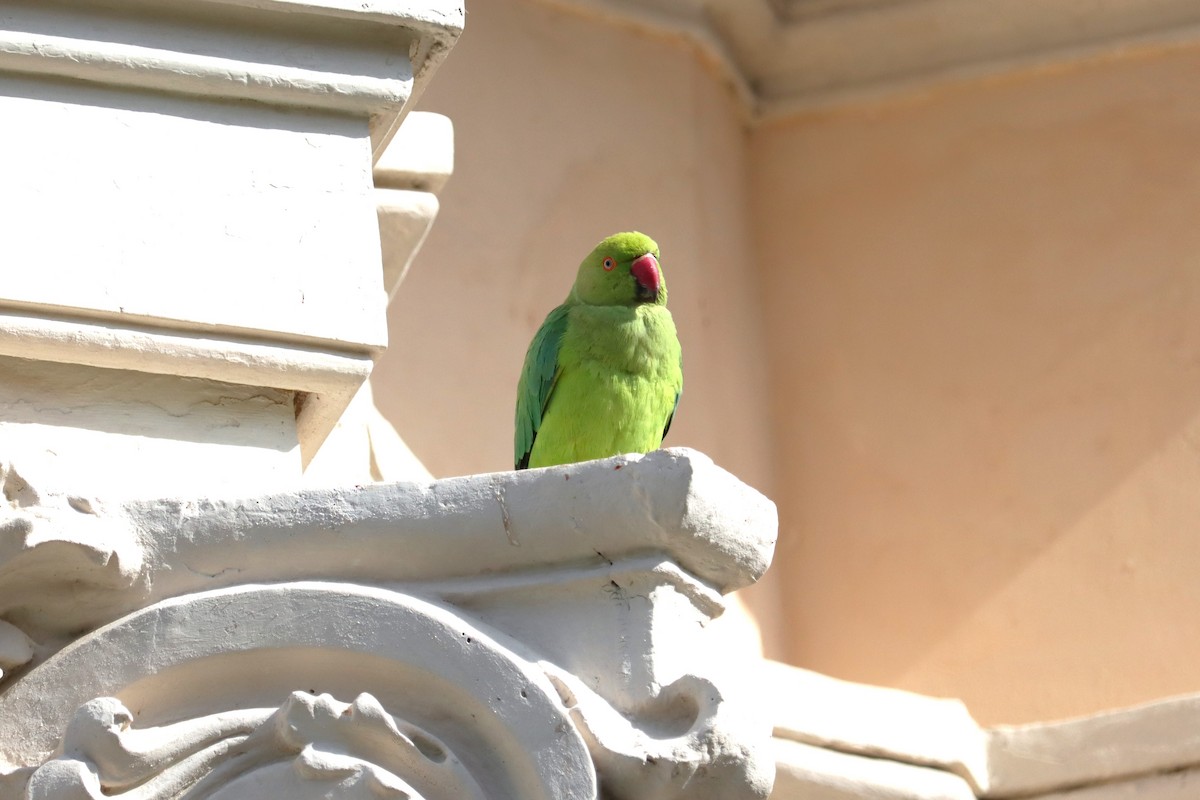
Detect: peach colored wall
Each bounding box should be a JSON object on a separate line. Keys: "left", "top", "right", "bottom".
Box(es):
{"left": 370, "top": 0, "right": 784, "bottom": 645}
{"left": 372, "top": 0, "right": 1200, "bottom": 725}
{"left": 752, "top": 44, "right": 1200, "bottom": 724}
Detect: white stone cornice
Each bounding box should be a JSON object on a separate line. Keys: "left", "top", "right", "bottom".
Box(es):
{"left": 0, "top": 0, "right": 463, "bottom": 157}
{"left": 0, "top": 448, "right": 778, "bottom": 798}
{"left": 551, "top": 0, "right": 1200, "bottom": 119}
{"left": 0, "top": 448, "right": 773, "bottom": 640}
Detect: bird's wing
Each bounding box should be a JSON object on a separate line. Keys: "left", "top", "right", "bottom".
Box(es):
{"left": 663, "top": 390, "right": 680, "bottom": 441}
{"left": 515, "top": 304, "right": 571, "bottom": 469}
{"left": 662, "top": 354, "right": 682, "bottom": 441}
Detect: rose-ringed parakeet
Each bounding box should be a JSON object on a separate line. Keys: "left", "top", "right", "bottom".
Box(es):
{"left": 515, "top": 231, "right": 683, "bottom": 470}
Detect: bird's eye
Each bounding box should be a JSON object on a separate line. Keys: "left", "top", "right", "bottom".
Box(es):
{"left": 602, "top": 257, "right": 616, "bottom": 271}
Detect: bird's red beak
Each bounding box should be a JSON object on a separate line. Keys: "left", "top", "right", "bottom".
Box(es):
{"left": 631, "top": 253, "right": 660, "bottom": 298}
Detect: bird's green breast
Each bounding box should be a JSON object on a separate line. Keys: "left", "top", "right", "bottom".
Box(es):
{"left": 527, "top": 303, "right": 681, "bottom": 468}
{"left": 564, "top": 303, "right": 679, "bottom": 376}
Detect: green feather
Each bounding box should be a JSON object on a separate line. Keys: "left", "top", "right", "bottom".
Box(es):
{"left": 514, "top": 232, "right": 683, "bottom": 470}
{"left": 515, "top": 304, "right": 570, "bottom": 470}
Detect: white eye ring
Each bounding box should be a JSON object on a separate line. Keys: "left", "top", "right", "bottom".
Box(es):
{"left": 602, "top": 257, "right": 616, "bottom": 271}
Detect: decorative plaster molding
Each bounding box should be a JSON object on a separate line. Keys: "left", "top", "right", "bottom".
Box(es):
{"left": 28, "top": 692, "right": 487, "bottom": 800}
{"left": 0, "top": 448, "right": 778, "bottom": 798}
{"left": 17, "top": 586, "right": 595, "bottom": 799}
{"left": 550, "top": 0, "right": 1200, "bottom": 118}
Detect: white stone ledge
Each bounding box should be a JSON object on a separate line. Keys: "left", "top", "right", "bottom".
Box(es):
{"left": 765, "top": 661, "right": 987, "bottom": 791}
{"left": 0, "top": 309, "right": 377, "bottom": 387}
{"left": 0, "top": 448, "right": 774, "bottom": 641}
{"left": 0, "top": 447, "right": 778, "bottom": 798}
{"left": 199, "top": 0, "right": 468, "bottom": 46}
{"left": 773, "top": 738, "right": 977, "bottom": 800}
{"left": 0, "top": 28, "right": 411, "bottom": 113}
{"left": 0, "top": 309, "right": 375, "bottom": 465}
{"left": 0, "top": 0, "right": 463, "bottom": 154}
{"left": 985, "top": 694, "right": 1200, "bottom": 797}
{"left": 767, "top": 661, "right": 1200, "bottom": 799}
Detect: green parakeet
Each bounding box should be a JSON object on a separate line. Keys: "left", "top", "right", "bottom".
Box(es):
{"left": 515, "top": 231, "right": 683, "bottom": 470}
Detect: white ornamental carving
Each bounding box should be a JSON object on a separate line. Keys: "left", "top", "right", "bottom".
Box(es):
{"left": 28, "top": 692, "right": 483, "bottom": 800}
{"left": 0, "top": 449, "right": 777, "bottom": 799}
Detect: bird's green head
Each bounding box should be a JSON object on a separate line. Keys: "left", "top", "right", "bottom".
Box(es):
{"left": 570, "top": 231, "right": 667, "bottom": 307}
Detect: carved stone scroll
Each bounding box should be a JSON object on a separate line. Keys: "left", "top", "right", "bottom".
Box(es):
{"left": 0, "top": 449, "right": 777, "bottom": 798}
{"left": 27, "top": 691, "right": 486, "bottom": 800}
{"left": 0, "top": 583, "right": 597, "bottom": 798}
